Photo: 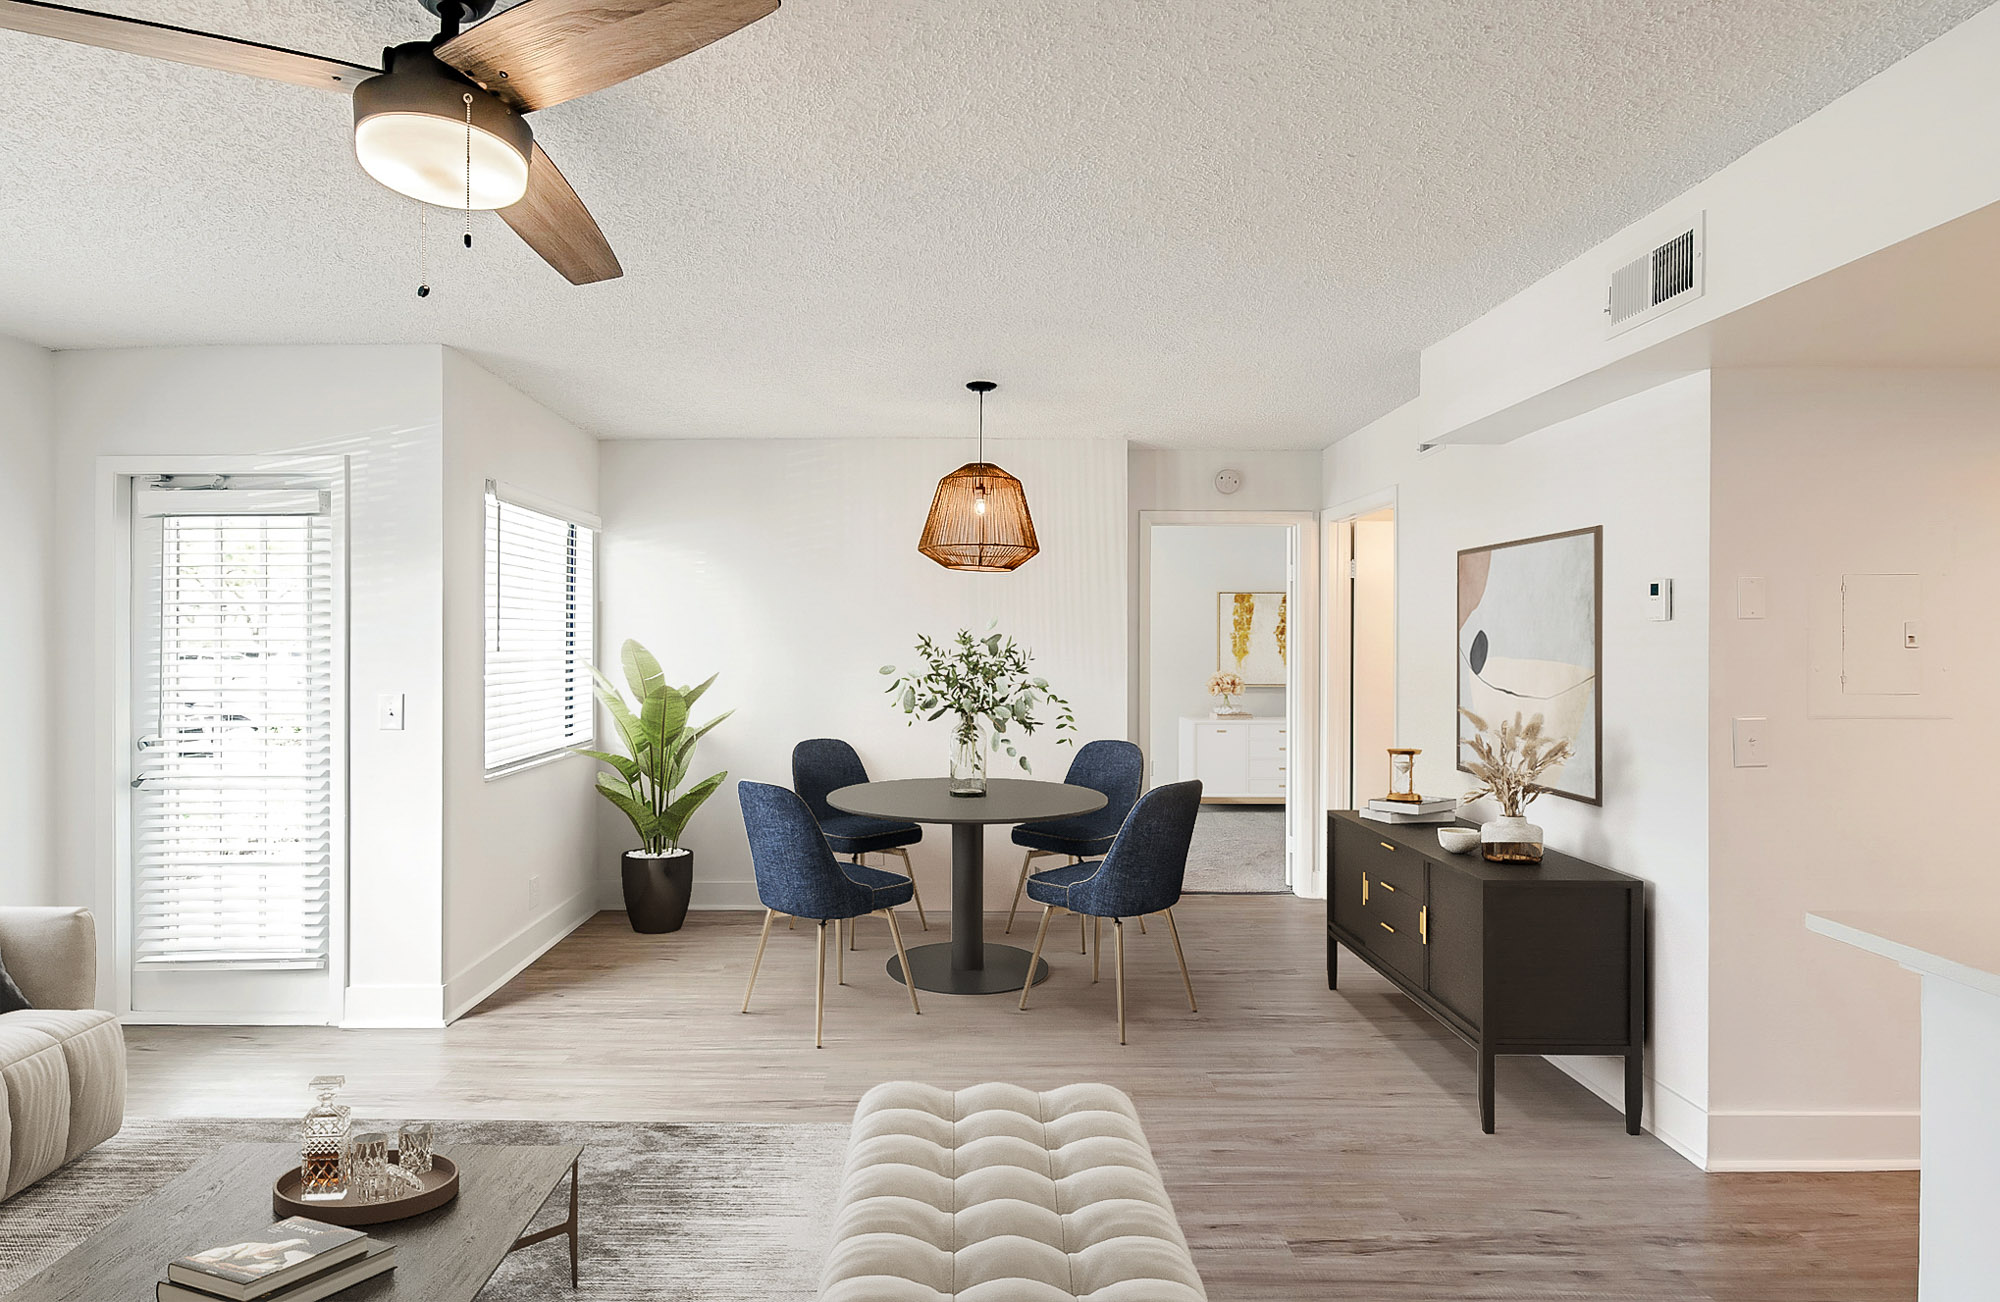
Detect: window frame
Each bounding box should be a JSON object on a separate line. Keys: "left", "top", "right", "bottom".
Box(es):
{"left": 482, "top": 479, "right": 600, "bottom": 780}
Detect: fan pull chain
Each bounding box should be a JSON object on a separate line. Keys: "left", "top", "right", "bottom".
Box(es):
{"left": 417, "top": 206, "right": 431, "bottom": 298}
{"left": 462, "top": 93, "right": 475, "bottom": 248}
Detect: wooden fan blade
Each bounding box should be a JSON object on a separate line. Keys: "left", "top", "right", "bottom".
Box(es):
{"left": 501, "top": 143, "right": 623, "bottom": 284}
{"left": 0, "top": 0, "right": 377, "bottom": 92}
{"left": 437, "top": 0, "right": 777, "bottom": 114}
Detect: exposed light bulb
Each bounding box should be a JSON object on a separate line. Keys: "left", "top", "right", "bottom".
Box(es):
{"left": 975, "top": 495, "right": 988, "bottom": 515}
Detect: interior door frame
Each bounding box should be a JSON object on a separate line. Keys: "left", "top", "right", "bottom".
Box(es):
{"left": 98, "top": 454, "right": 351, "bottom": 1026}
{"left": 1322, "top": 488, "right": 1399, "bottom": 819}
{"left": 1136, "top": 509, "right": 1321, "bottom": 898}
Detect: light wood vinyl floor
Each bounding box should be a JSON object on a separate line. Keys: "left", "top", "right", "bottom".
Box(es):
{"left": 125, "top": 897, "right": 1915, "bottom": 1300}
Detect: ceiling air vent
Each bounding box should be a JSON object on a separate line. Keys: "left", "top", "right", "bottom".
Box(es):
{"left": 1605, "top": 214, "right": 1704, "bottom": 337}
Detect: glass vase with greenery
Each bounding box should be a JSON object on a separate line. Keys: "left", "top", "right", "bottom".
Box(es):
{"left": 881, "top": 625, "right": 1075, "bottom": 795}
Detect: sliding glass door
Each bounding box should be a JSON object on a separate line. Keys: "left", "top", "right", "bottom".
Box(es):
{"left": 128, "top": 480, "right": 338, "bottom": 1020}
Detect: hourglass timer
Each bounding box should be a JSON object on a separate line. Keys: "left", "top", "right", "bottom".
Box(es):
{"left": 1385, "top": 748, "right": 1423, "bottom": 803}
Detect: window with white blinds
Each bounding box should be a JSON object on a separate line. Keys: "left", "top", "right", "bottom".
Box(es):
{"left": 484, "top": 486, "right": 596, "bottom": 774}
{"left": 133, "top": 493, "right": 334, "bottom": 968}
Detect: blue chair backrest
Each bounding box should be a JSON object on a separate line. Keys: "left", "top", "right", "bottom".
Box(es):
{"left": 739, "top": 780, "right": 855, "bottom": 919}
{"left": 1061, "top": 739, "right": 1145, "bottom": 833}
{"left": 1090, "top": 780, "right": 1204, "bottom": 917}
{"left": 792, "top": 738, "right": 870, "bottom": 823}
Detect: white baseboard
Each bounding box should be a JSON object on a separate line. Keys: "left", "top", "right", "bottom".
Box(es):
{"left": 341, "top": 982, "right": 446, "bottom": 1028}
{"left": 1547, "top": 1055, "right": 1709, "bottom": 1169}
{"left": 1704, "top": 1109, "right": 1920, "bottom": 1171}
{"left": 442, "top": 884, "right": 599, "bottom": 1022}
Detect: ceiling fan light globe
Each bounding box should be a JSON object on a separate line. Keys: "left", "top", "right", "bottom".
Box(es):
{"left": 353, "top": 43, "right": 533, "bottom": 211}
{"left": 355, "top": 113, "right": 529, "bottom": 209}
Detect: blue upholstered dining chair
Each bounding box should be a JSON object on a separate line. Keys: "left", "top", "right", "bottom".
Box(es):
{"left": 1004, "top": 739, "right": 1145, "bottom": 946}
{"left": 792, "top": 738, "right": 928, "bottom": 934}
{"left": 737, "top": 780, "right": 922, "bottom": 1047}
{"left": 1017, "top": 779, "right": 1203, "bottom": 1044}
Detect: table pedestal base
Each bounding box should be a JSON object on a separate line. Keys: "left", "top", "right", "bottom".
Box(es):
{"left": 889, "top": 943, "right": 1050, "bottom": 995}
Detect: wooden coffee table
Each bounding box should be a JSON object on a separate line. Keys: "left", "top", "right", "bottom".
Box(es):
{"left": 3, "top": 1142, "right": 582, "bottom": 1301}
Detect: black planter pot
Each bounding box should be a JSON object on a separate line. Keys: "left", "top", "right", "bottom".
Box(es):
{"left": 621, "top": 849, "right": 695, "bottom": 934}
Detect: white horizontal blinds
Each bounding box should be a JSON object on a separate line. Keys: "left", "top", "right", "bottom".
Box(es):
{"left": 485, "top": 488, "right": 595, "bottom": 772}
{"left": 134, "top": 496, "right": 334, "bottom": 968}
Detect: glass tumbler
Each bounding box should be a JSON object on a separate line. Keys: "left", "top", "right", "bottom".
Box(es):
{"left": 397, "top": 1122, "right": 434, "bottom": 1176}
{"left": 350, "top": 1131, "right": 390, "bottom": 1202}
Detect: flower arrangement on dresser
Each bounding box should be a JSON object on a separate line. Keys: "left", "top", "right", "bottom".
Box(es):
{"left": 881, "top": 625, "right": 1075, "bottom": 796}
{"left": 1458, "top": 707, "right": 1573, "bottom": 863}
{"left": 1206, "top": 671, "right": 1248, "bottom": 718}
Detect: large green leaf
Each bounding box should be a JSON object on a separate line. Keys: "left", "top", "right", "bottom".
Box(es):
{"left": 591, "top": 672, "right": 649, "bottom": 764}
{"left": 682, "top": 672, "right": 719, "bottom": 709}
{"left": 640, "top": 685, "right": 690, "bottom": 763}
{"left": 621, "top": 640, "right": 667, "bottom": 703}
{"left": 569, "top": 747, "right": 640, "bottom": 784}
{"left": 594, "top": 772, "right": 657, "bottom": 844}
{"left": 657, "top": 771, "right": 727, "bottom": 848}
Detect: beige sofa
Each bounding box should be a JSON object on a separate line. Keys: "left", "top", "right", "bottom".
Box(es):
{"left": 0, "top": 907, "right": 125, "bottom": 1200}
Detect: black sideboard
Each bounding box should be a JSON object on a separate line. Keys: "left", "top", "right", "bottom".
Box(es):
{"left": 1327, "top": 811, "right": 1647, "bottom": 1134}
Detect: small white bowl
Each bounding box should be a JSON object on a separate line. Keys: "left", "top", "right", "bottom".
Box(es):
{"left": 1435, "top": 826, "right": 1480, "bottom": 855}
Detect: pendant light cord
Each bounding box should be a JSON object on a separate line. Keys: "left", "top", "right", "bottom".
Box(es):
{"left": 463, "top": 93, "right": 475, "bottom": 249}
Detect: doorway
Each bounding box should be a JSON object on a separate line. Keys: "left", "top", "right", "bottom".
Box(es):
{"left": 1325, "top": 505, "right": 1397, "bottom": 811}
{"left": 1138, "top": 513, "right": 1319, "bottom": 895}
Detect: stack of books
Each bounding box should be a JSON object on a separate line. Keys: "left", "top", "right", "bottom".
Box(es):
{"left": 1358, "top": 797, "right": 1458, "bottom": 825}
{"left": 159, "top": 1217, "right": 396, "bottom": 1302}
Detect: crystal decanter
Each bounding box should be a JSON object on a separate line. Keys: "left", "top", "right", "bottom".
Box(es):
{"left": 299, "top": 1075, "right": 351, "bottom": 1201}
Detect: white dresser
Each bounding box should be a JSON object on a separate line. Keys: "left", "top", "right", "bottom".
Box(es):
{"left": 1177, "top": 716, "right": 1287, "bottom": 801}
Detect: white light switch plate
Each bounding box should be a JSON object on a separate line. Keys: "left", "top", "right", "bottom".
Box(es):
{"left": 378, "top": 693, "right": 405, "bottom": 731}
{"left": 1732, "top": 717, "right": 1768, "bottom": 768}
{"left": 1737, "top": 577, "right": 1767, "bottom": 619}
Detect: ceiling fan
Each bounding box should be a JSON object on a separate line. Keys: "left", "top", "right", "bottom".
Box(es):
{"left": 0, "top": 0, "right": 781, "bottom": 284}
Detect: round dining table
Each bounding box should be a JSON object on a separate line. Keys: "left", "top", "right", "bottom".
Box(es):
{"left": 827, "top": 777, "right": 1107, "bottom": 995}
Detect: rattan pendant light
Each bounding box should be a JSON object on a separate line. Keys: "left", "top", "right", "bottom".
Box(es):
{"left": 917, "top": 380, "right": 1040, "bottom": 572}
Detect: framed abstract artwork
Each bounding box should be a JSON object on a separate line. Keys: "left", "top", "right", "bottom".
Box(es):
{"left": 1216, "top": 591, "right": 1287, "bottom": 687}
{"left": 1456, "top": 527, "right": 1602, "bottom": 805}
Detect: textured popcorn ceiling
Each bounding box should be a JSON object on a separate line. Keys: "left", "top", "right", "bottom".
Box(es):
{"left": 0, "top": 0, "right": 1990, "bottom": 446}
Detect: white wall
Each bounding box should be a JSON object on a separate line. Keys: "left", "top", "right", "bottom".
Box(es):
{"left": 0, "top": 337, "right": 56, "bottom": 905}
{"left": 52, "top": 345, "right": 449, "bottom": 1023}
{"left": 1325, "top": 373, "right": 1713, "bottom": 1164}
{"left": 597, "top": 438, "right": 1128, "bottom": 912}
{"left": 440, "top": 351, "right": 601, "bottom": 1020}
{"left": 1418, "top": 3, "right": 2000, "bottom": 441}
{"left": 1146, "top": 524, "right": 1289, "bottom": 784}
{"left": 1706, "top": 368, "right": 2000, "bottom": 1169}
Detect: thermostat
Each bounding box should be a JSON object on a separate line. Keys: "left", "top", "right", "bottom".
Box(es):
{"left": 1647, "top": 578, "right": 1673, "bottom": 621}
{"left": 1214, "top": 468, "right": 1242, "bottom": 495}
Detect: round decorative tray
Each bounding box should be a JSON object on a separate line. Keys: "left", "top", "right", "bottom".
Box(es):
{"left": 273, "top": 1153, "right": 460, "bottom": 1226}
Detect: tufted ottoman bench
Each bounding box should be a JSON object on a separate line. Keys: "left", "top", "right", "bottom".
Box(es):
{"left": 820, "top": 1082, "right": 1206, "bottom": 1302}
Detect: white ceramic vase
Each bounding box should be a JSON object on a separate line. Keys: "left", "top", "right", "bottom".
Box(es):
{"left": 1481, "top": 815, "right": 1545, "bottom": 864}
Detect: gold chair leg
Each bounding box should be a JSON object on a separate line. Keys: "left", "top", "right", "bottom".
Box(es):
{"left": 1164, "top": 907, "right": 1197, "bottom": 1012}
{"left": 882, "top": 908, "right": 921, "bottom": 1016}
{"left": 1138, "top": 915, "right": 1148, "bottom": 935}
{"left": 742, "top": 909, "right": 775, "bottom": 1013}
{"left": 787, "top": 914, "right": 795, "bottom": 931}
{"left": 837, "top": 917, "right": 846, "bottom": 985}
{"left": 1020, "top": 905, "right": 1055, "bottom": 1010}
{"left": 1115, "top": 918, "right": 1128, "bottom": 1045}
{"left": 814, "top": 921, "right": 827, "bottom": 1049}
{"left": 1005, "top": 849, "right": 1035, "bottom": 934}
{"left": 849, "top": 858, "right": 863, "bottom": 950}
{"left": 1075, "top": 857, "right": 1089, "bottom": 953}
{"left": 895, "top": 848, "right": 928, "bottom": 930}
{"left": 1092, "top": 916, "right": 1102, "bottom": 984}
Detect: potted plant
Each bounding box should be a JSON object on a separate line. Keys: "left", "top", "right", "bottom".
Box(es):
{"left": 881, "top": 625, "right": 1075, "bottom": 796}
{"left": 1458, "top": 707, "right": 1573, "bottom": 863}
{"left": 575, "top": 640, "right": 732, "bottom": 932}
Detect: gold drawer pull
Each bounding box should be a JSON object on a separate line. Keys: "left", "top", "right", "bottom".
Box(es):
{"left": 1378, "top": 881, "right": 1396, "bottom": 892}
{"left": 1361, "top": 872, "right": 1369, "bottom": 905}
{"left": 1380, "top": 841, "right": 1396, "bottom": 852}
{"left": 1379, "top": 921, "right": 1396, "bottom": 934}
{"left": 1420, "top": 906, "right": 1428, "bottom": 945}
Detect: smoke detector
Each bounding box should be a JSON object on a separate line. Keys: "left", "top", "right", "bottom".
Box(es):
{"left": 1214, "top": 468, "right": 1242, "bottom": 495}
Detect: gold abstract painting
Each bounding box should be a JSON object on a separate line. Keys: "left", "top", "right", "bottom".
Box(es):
{"left": 1217, "top": 591, "right": 1287, "bottom": 687}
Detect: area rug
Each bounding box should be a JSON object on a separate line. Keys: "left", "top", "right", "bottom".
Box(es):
{"left": 0, "top": 1117, "right": 848, "bottom": 1299}
{"left": 1182, "top": 805, "right": 1289, "bottom": 893}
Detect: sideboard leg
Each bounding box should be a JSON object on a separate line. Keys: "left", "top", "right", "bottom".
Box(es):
{"left": 1327, "top": 937, "right": 1338, "bottom": 990}
{"left": 1477, "top": 1044, "right": 1496, "bottom": 1134}
{"left": 1624, "top": 1047, "right": 1644, "bottom": 1136}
